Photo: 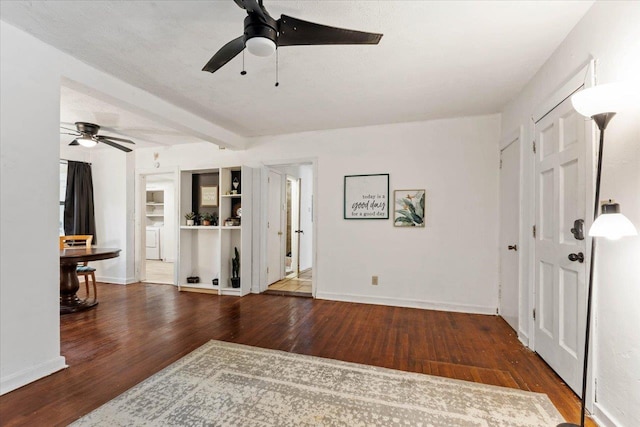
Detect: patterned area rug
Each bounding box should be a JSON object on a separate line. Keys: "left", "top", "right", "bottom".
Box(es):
{"left": 71, "top": 340, "right": 565, "bottom": 426}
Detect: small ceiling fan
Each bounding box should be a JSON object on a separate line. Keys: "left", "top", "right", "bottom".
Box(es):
{"left": 61, "top": 122, "right": 135, "bottom": 153}
{"left": 202, "top": 0, "right": 383, "bottom": 74}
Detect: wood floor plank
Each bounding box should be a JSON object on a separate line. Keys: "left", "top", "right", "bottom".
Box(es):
{"left": 0, "top": 282, "right": 595, "bottom": 426}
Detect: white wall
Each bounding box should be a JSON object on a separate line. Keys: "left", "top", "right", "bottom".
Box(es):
{"left": 91, "top": 149, "right": 136, "bottom": 284}
{"left": 0, "top": 20, "right": 240, "bottom": 393}
{"left": 1, "top": 21, "right": 66, "bottom": 394}
{"left": 500, "top": 2, "right": 640, "bottom": 426}
{"left": 136, "top": 114, "right": 502, "bottom": 314}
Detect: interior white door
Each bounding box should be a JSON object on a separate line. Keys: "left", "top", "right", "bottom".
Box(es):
{"left": 534, "top": 96, "right": 587, "bottom": 394}
{"left": 267, "top": 170, "right": 284, "bottom": 285}
{"left": 499, "top": 138, "right": 520, "bottom": 332}
{"left": 290, "top": 177, "right": 301, "bottom": 276}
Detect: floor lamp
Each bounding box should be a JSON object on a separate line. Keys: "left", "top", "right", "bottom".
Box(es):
{"left": 557, "top": 82, "right": 638, "bottom": 427}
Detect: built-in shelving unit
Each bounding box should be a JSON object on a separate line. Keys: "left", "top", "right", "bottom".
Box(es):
{"left": 146, "top": 190, "right": 165, "bottom": 221}
{"left": 177, "top": 166, "right": 252, "bottom": 296}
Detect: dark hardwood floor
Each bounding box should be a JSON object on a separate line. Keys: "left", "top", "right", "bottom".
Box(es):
{"left": 0, "top": 282, "right": 595, "bottom": 426}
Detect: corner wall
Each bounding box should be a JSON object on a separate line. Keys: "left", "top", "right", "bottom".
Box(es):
{"left": 1, "top": 21, "right": 66, "bottom": 394}
{"left": 136, "top": 114, "right": 502, "bottom": 314}
{"left": 500, "top": 2, "right": 640, "bottom": 425}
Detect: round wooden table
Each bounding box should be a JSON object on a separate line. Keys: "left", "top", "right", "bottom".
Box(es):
{"left": 60, "top": 247, "right": 121, "bottom": 314}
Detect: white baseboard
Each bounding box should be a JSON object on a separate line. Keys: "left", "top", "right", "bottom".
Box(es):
{"left": 518, "top": 330, "right": 529, "bottom": 347}
{"left": 96, "top": 276, "right": 137, "bottom": 285}
{"left": 593, "top": 402, "right": 620, "bottom": 427}
{"left": 315, "top": 292, "right": 497, "bottom": 315}
{"left": 1, "top": 356, "right": 66, "bottom": 395}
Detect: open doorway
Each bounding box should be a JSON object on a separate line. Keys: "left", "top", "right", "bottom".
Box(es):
{"left": 265, "top": 163, "right": 314, "bottom": 297}
{"left": 138, "top": 172, "right": 176, "bottom": 285}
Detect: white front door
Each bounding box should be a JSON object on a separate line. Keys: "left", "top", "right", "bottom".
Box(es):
{"left": 534, "top": 96, "right": 587, "bottom": 394}
{"left": 499, "top": 137, "right": 520, "bottom": 332}
{"left": 267, "top": 170, "right": 284, "bottom": 285}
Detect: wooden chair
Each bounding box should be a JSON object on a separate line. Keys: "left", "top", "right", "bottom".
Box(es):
{"left": 60, "top": 235, "right": 97, "bottom": 302}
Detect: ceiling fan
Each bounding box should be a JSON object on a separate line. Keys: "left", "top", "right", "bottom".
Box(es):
{"left": 202, "top": 0, "right": 383, "bottom": 74}
{"left": 61, "top": 122, "right": 135, "bottom": 153}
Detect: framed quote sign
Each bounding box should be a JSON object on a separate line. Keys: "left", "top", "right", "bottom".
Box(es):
{"left": 200, "top": 185, "right": 218, "bottom": 207}
{"left": 344, "top": 174, "right": 389, "bottom": 219}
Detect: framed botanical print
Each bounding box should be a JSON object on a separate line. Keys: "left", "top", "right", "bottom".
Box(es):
{"left": 394, "top": 190, "right": 425, "bottom": 227}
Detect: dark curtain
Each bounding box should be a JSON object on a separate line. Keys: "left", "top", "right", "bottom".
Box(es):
{"left": 64, "top": 161, "right": 97, "bottom": 244}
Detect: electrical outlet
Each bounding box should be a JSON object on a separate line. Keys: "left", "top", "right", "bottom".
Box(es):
{"left": 371, "top": 275, "right": 378, "bottom": 286}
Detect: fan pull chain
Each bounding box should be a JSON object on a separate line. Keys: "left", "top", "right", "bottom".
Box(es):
{"left": 275, "top": 48, "right": 279, "bottom": 87}
{"left": 241, "top": 50, "right": 247, "bottom": 75}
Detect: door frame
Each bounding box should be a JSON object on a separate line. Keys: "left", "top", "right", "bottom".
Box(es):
{"left": 258, "top": 158, "right": 318, "bottom": 296}
{"left": 134, "top": 166, "right": 180, "bottom": 284}
{"left": 286, "top": 175, "right": 301, "bottom": 276}
{"left": 498, "top": 126, "right": 525, "bottom": 337}
{"left": 528, "top": 60, "right": 596, "bottom": 404}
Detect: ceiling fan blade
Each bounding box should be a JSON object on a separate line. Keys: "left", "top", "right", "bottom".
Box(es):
{"left": 97, "top": 135, "right": 135, "bottom": 144}
{"left": 99, "top": 139, "right": 132, "bottom": 153}
{"left": 277, "top": 15, "right": 383, "bottom": 47}
{"left": 69, "top": 139, "right": 80, "bottom": 146}
{"left": 202, "top": 35, "right": 245, "bottom": 73}
{"left": 60, "top": 126, "right": 80, "bottom": 133}
{"left": 61, "top": 132, "right": 81, "bottom": 136}
{"left": 233, "top": 0, "right": 268, "bottom": 21}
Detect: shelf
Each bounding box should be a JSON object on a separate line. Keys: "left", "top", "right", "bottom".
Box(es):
{"left": 221, "top": 194, "right": 242, "bottom": 198}
{"left": 146, "top": 202, "right": 164, "bottom": 206}
{"left": 146, "top": 214, "right": 164, "bottom": 217}
{"left": 180, "top": 226, "right": 220, "bottom": 230}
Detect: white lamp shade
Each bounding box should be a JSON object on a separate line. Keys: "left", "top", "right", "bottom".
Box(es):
{"left": 78, "top": 136, "right": 97, "bottom": 148}
{"left": 245, "top": 37, "right": 276, "bottom": 57}
{"left": 571, "top": 82, "right": 637, "bottom": 117}
{"left": 589, "top": 213, "right": 638, "bottom": 240}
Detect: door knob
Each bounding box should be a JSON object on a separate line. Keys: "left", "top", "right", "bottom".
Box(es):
{"left": 294, "top": 230, "right": 304, "bottom": 234}
{"left": 568, "top": 252, "right": 584, "bottom": 263}
{"left": 571, "top": 219, "right": 585, "bottom": 240}
{"left": 277, "top": 231, "right": 283, "bottom": 236}
{"left": 508, "top": 245, "right": 518, "bottom": 251}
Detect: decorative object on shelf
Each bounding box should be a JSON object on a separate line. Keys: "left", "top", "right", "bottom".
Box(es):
{"left": 232, "top": 202, "right": 242, "bottom": 218}
{"left": 199, "top": 212, "right": 216, "bottom": 226}
{"left": 232, "top": 176, "right": 240, "bottom": 194}
{"left": 184, "top": 212, "right": 196, "bottom": 226}
{"left": 394, "top": 190, "right": 425, "bottom": 227}
{"left": 344, "top": 174, "right": 389, "bottom": 219}
{"left": 224, "top": 217, "right": 241, "bottom": 227}
{"left": 556, "top": 82, "right": 639, "bottom": 427}
{"left": 230, "top": 247, "right": 240, "bottom": 288}
{"left": 200, "top": 185, "right": 218, "bottom": 207}
{"left": 186, "top": 276, "right": 200, "bottom": 284}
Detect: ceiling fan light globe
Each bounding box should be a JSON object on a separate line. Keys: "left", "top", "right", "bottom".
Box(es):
{"left": 246, "top": 37, "right": 276, "bottom": 57}
{"left": 78, "top": 136, "right": 97, "bottom": 148}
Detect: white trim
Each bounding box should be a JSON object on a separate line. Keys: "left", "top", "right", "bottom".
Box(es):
{"left": 498, "top": 126, "right": 525, "bottom": 337}
{"left": 528, "top": 58, "right": 596, "bottom": 409}
{"left": 316, "top": 292, "right": 497, "bottom": 315}
{"left": 0, "top": 356, "right": 66, "bottom": 395}
{"left": 532, "top": 61, "right": 593, "bottom": 123}
{"left": 259, "top": 158, "right": 318, "bottom": 297}
{"left": 134, "top": 167, "right": 180, "bottom": 284}
{"left": 95, "top": 275, "right": 137, "bottom": 285}
{"left": 593, "top": 402, "right": 621, "bottom": 427}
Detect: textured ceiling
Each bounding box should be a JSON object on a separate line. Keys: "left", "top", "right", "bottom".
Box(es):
{"left": 2, "top": 1, "right": 594, "bottom": 139}
{"left": 60, "top": 86, "right": 207, "bottom": 149}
